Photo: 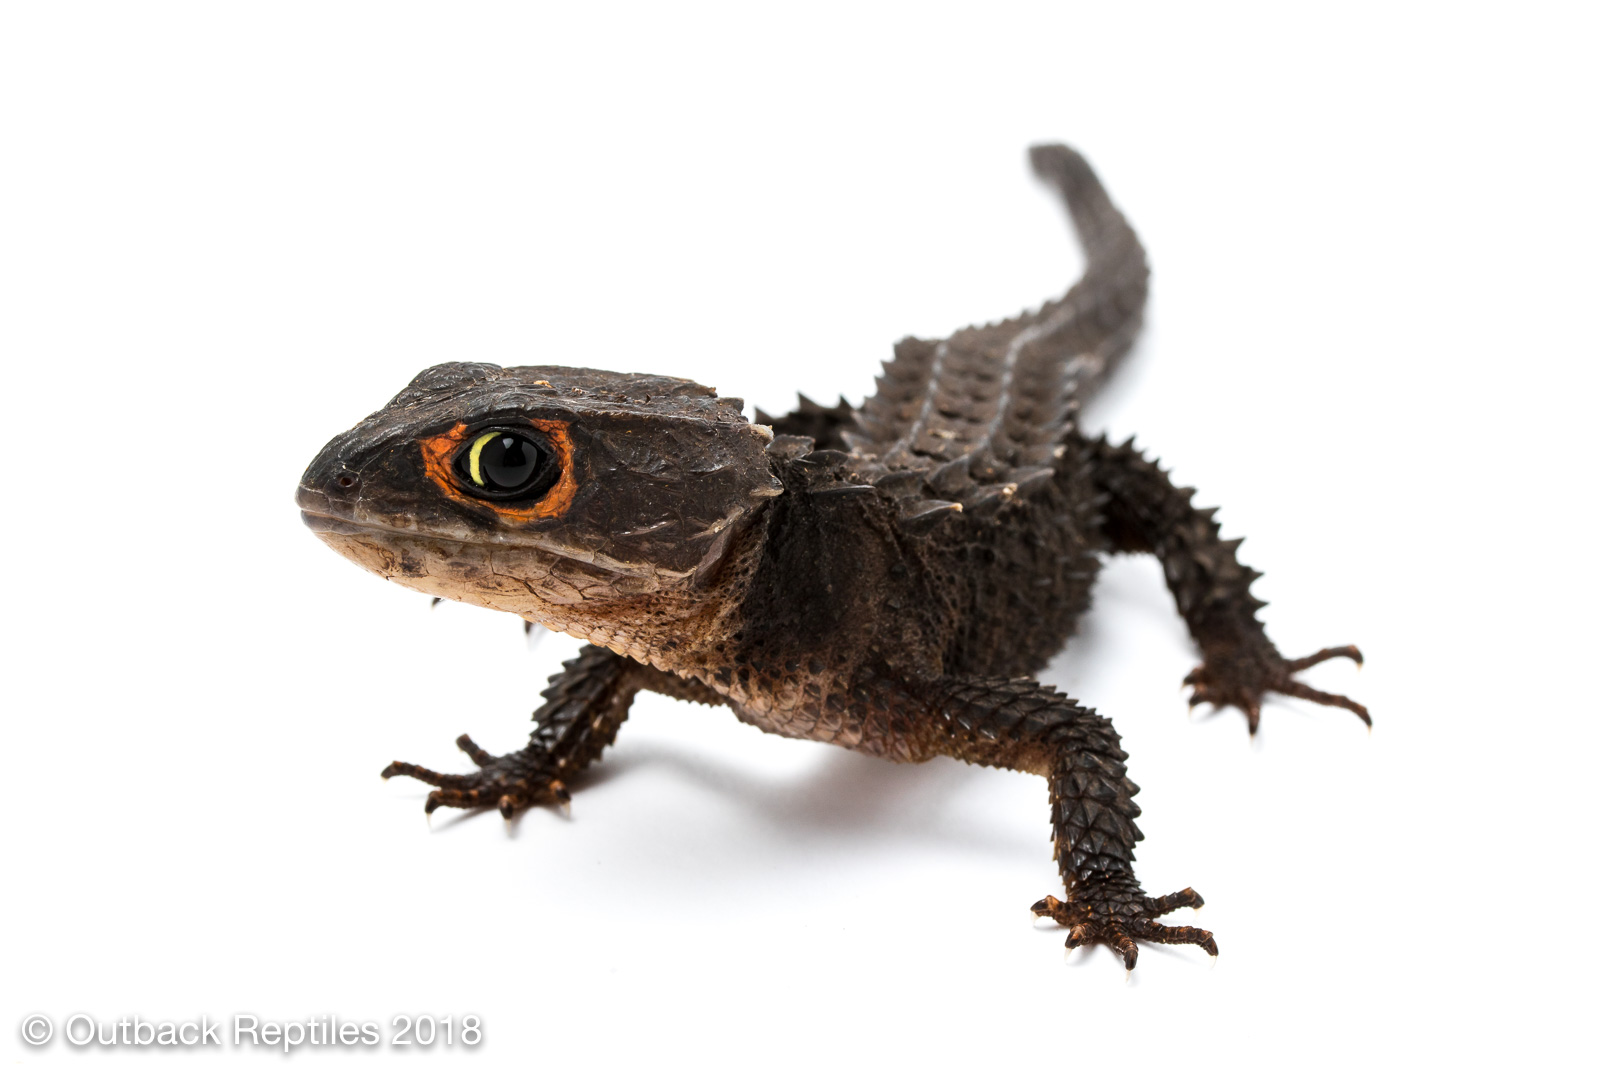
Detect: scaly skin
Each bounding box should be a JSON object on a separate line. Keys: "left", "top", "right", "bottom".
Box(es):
{"left": 380, "top": 644, "right": 726, "bottom": 816}
{"left": 298, "top": 144, "right": 1364, "bottom": 971}
{"left": 1090, "top": 434, "right": 1368, "bottom": 735}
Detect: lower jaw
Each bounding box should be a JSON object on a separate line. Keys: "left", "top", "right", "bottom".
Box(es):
{"left": 307, "top": 521, "right": 667, "bottom": 613}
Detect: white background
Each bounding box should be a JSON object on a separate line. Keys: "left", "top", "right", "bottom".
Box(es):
{"left": 2, "top": 3, "right": 1595, "bottom": 1064}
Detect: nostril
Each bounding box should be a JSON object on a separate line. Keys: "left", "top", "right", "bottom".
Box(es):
{"left": 336, "top": 474, "right": 358, "bottom": 490}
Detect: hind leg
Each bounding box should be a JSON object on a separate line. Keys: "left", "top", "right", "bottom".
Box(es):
{"left": 1089, "top": 434, "right": 1365, "bottom": 734}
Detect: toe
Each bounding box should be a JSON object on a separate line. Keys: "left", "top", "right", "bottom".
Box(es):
{"left": 383, "top": 760, "right": 475, "bottom": 787}
{"left": 1147, "top": 887, "right": 1204, "bottom": 915}
{"left": 456, "top": 734, "right": 499, "bottom": 768}
{"left": 1284, "top": 644, "right": 1362, "bottom": 671}
{"left": 1106, "top": 924, "right": 1139, "bottom": 970}
{"left": 1278, "top": 680, "right": 1370, "bottom": 725}
{"left": 422, "top": 786, "right": 485, "bottom": 814}
{"left": 1145, "top": 921, "right": 1216, "bottom": 959}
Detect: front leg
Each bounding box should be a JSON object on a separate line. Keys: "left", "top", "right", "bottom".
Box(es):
{"left": 1089, "top": 434, "right": 1366, "bottom": 734}
{"left": 916, "top": 675, "right": 1215, "bottom": 970}
{"left": 383, "top": 643, "right": 725, "bottom": 817}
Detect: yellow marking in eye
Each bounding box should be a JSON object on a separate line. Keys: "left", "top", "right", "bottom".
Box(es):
{"left": 466, "top": 431, "right": 500, "bottom": 487}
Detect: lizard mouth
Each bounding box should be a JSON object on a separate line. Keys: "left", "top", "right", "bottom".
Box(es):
{"left": 296, "top": 481, "right": 496, "bottom": 546}
{"left": 299, "top": 510, "right": 381, "bottom": 537}
{"left": 296, "top": 504, "right": 685, "bottom": 587}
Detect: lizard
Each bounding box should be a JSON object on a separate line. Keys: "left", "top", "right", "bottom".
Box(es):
{"left": 296, "top": 144, "right": 1365, "bottom": 970}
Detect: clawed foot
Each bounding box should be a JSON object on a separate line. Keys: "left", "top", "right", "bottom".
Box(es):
{"left": 1031, "top": 887, "right": 1216, "bottom": 971}
{"left": 1185, "top": 644, "right": 1366, "bottom": 734}
{"left": 382, "top": 734, "right": 570, "bottom": 819}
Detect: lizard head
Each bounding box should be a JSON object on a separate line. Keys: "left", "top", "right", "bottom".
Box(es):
{"left": 297, "top": 363, "right": 782, "bottom": 640}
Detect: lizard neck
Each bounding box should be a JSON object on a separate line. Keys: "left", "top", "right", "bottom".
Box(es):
{"left": 525, "top": 508, "right": 770, "bottom": 674}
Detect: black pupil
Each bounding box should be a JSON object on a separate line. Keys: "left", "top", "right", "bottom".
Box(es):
{"left": 481, "top": 434, "right": 542, "bottom": 490}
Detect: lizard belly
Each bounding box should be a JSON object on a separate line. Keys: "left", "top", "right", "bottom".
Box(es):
{"left": 695, "top": 665, "right": 924, "bottom": 764}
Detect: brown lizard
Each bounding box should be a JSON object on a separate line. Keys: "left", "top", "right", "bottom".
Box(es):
{"left": 296, "top": 144, "right": 1364, "bottom": 969}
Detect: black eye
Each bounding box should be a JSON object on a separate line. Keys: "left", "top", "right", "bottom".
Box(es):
{"left": 454, "top": 430, "right": 557, "bottom": 499}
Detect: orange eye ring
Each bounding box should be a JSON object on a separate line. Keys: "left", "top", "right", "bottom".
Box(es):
{"left": 419, "top": 419, "right": 579, "bottom": 522}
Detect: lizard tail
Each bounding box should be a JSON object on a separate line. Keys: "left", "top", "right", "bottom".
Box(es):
{"left": 1023, "top": 142, "right": 1149, "bottom": 407}
{"left": 846, "top": 145, "right": 1149, "bottom": 479}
